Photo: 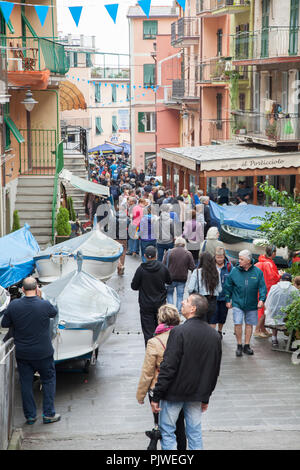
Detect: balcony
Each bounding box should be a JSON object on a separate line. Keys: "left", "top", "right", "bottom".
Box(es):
{"left": 197, "top": 57, "right": 231, "bottom": 83}
{"left": 91, "top": 67, "right": 129, "bottom": 79}
{"left": 232, "top": 111, "right": 300, "bottom": 147}
{"left": 196, "top": 0, "right": 250, "bottom": 16}
{"left": 172, "top": 79, "right": 199, "bottom": 101}
{"left": 19, "top": 128, "right": 57, "bottom": 176}
{"left": 209, "top": 119, "right": 234, "bottom": 143}
{"left": 5, "top": 37, "right": 69, "bottom": 76}
{"left": 232, "top": 27, "right": 300, "bottom": 64}
{"left": 171, "top": 18, "right": 200, "bottom": 47}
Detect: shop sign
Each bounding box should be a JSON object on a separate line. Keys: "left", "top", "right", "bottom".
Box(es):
{"left": 201, "top": 153, "right": 300, "bottom": 171}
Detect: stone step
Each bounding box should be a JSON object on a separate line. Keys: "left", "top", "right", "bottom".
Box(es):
{"left": 17, "top": 186, "right": 54, "bottom": 196}
{"left": 17, "top": 194, "right": 53, "bottom": 203}
{"left": 15, "top": 203, "right": 52, "bottom": 212}
{"left": 19, "top": 218, "right": 52, "bottom": 228}
{"left": 17, "top": 177, "right": 54, "bottom": 188}
{"left": 30, "top": 226, "right": 53, "bottom": 236}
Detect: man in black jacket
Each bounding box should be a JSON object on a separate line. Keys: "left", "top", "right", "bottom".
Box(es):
{"left": 1, "top": 277, "right": 60, "bottom": 425}
{"left": 151, "top": 293, "right": 222, "bottom": 450}
{"left": 131, "top": 245, "right": 172, "bottom": 345}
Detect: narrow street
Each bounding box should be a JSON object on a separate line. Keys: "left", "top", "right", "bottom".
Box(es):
{"left": 12, "top": 255, "right": 300, "bottom": 451}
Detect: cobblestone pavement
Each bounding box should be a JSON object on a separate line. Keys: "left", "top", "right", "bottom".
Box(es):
{"left": 10, "top": 255, "right": 300, "bottom": 450}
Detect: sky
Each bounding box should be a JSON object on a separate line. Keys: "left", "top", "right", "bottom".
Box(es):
{"left": 57, "top": 0, "right": 173, "bottom": 56}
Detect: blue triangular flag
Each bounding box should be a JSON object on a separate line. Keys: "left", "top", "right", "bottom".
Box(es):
{"left": 0, "top": 1, "right": 14, "bottom": 24}
{"left": 104, "top": 4, "right": 119, "bottom": 24}
{"left": 69, "top": 6, "right": 83, "bottom": 27}
{"left": 176, "top": 0, "right": 186, "bottom": 10}
{"left": 34, "top": 5, "right": 49, "bottom": 27}
{"left": 138, "top": 0, "right": 151, "bottom": 18}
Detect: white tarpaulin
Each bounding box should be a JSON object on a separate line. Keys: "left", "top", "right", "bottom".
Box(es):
{"left": 59, "top": 169, "right": 110, "bottom": 197}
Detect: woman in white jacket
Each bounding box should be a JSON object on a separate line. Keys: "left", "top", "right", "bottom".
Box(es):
{"left": 188, "top": 252, "right": 222, "bottom": 324}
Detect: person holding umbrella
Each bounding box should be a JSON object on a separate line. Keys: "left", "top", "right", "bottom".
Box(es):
{"left": 136, "top": 304, "right": 186, "bottom": 450}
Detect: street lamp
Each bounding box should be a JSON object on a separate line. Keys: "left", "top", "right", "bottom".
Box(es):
{"left": 21, "top": 90, "right": 38, "bottom": 172}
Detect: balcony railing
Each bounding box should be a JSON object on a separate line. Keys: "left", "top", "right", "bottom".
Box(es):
{"left": 232, "top": 111, "right": 300, "bottom": 145}
{"left": 19, "top": 128, "right": 57, "bottom": 176}
{"left": 196, "top": 0, "right": 250, "bottom": 14}
{"left": 91, "top": 67, "right": 129, "bottom": 79}
{"left": 197, "top": 57, "right": 230, "bottom": 82}
{"left": 172, "top": 79, "right": 198, "bottom": 100}
{"left": 171, "top": 18, "right": 200, "bottom": 46}
{"left": 4, "top": 37, "right": 69, "bottom": 75}
{"left": 232, "top": 27, "right": 300, "bottom": 62}
{"left": 209, "top": 119, "right": 234, "bottom": 142}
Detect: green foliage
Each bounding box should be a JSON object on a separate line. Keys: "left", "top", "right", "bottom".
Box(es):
{"left": 265, "top": 122, "right": 277, "bottom": 139}
{"left": 256, "top": 182, "right": 300, "bottom": 252}
{"left": 55, "top": 207, "right": 71, "bottom": 236}
{"left": 11, "top": 210, "right": 21, "bottom": 232}
{"left": 67, "top": 196, "right": 76, "bottom": 222}
{"left": 281, "top": 292, "right": 300, "bottom": 334}
{"left": 286, "top": 262, "right": 300, "bottom": 277}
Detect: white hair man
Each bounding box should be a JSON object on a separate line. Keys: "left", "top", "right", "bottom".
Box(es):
{"left": 224, "top": 250, "right": 267, "bottom": 357}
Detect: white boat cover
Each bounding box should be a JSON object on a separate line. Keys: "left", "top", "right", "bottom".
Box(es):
{"left": 59, "top": 169, "right": 109, "bottom": 197}
{"left": 265, "top": 281, "right": 299, "bottom": 326}
{"left": 35, "top": 229, "right": 122, "bottom": 261}
{"left": 41, "top": 269, "right": 120, "bottom": 342}
{"left": 0, "top": 285, "right": 10, "bottom": 313}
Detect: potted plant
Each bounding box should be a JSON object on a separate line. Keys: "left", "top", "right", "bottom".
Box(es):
{"left": 67, "top": 196, "right": 76, "bottom": 222}
{"left": 11, "top": 210, "right": 21, "bottom": 232}
{"left": 55, "top": 207, "right": 71, "bottom": 244}
{"left": 265, "top": 122, "right": 277, "bottom": 140}
{"left": 281, "top": 292, "right": 300, "bottom": 340}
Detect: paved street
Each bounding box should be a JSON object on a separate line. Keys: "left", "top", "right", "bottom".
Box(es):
{"left": 12, "top": 254, "right": 300, "bottom": 450}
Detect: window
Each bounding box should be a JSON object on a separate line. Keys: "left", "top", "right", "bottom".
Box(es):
{"left": 138, "top": 112, "right": 156, "bottom": 132}
{"left": 217, "top": 29, "right": 223, "bottom": 56}
{"left": 143, "top": 20, "right": 158, "bottom": 39}
{"left": 86, "top": 53, "right": 93, "bottom": 68}
{"left": 239, "top": 93, "right": 246, "bottom": 112}
{"left": 68, "top": 52, "right": 78, "bottom": 68}
{"left": 95, "top": 117, "right": 103, "bottom": 135}
{"left": 112, "top": 84, "right": 117, "bottom": 102}
{"left": 289, "top": 0, "right": 299, "bottom": 55}
{"left": 112, "top": 115, "right": 118, "bottom": 133}
{"left": 216, "top": 93, "right": 223, "bottom": 130}
{"left": 95, "top": 83, "right": 101, "bottom": 103}
{"left": 143, "top": 64, "right": 155, "bottom": 88}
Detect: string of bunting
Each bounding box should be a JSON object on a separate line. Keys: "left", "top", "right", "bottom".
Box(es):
{"left": 0, "top": 0, "right": 185, "bottom": 27}
{"left": 66, "top": 73, "right": 160, "bottom": 93}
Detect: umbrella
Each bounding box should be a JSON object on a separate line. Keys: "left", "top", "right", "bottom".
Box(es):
{"left": 145, "top": 425, "right": 162, "bottom": 450}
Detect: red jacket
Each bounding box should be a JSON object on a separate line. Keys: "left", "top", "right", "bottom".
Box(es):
{"left": 255, "top": 255, "right": 280, "bottom": 292}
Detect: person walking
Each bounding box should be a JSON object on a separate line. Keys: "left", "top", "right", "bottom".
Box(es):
{"left": 254, "top": 245, "right": 281, "bottom": 338}
{"left": 1, "top": 277, "right": 60, "bottom": 425}
{"left": 139, "top": 205, "right": 158, "bottom": 262}
{"left": 188, "top": 252, "right": 222, "bottom": 323}
{"left": 210, "top": 247, "right": 233, "bottom": 338}
{"left": 131, "top": 245, "right": 172, "bottom": 345}
{"left": 156, "top": 204, "right": 175, "bottom": 262}
{"left": 199, "top": 196, "right": 211, "bottom": 237}
{"left": 150, "top": 293, "right": 222, "bottom": 450}
{"left": 163, "top": 237, "right": 195, "bottom": 314}
{"left": 182, "top": 209, "right": 204, "bottom": 265}
{"left": 224, "top": 249, "right": 267, "bottom": 357}
{"left": 199, "top": 226, "right": 224, "bottom": 258}
{"left": 136, "top": 304, "right": 186, "bottom": 450}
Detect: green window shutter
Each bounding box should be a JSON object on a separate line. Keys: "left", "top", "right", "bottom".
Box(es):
{"left": 86, "top": 53, "right": 93, "bottom": 67}
{"left": 112, "top": 115, "right": 118, "bottom": 132}
{"left": 95, "top": 83, "right": 101, "bottom": 103}
{"left": 4, "top": 115, "right": 25, "bottom": 144}
{"left": 143, "top": 64, "right": 155, "bottom": 87}
{"left": 138, "top": 112, "right": 145, "bottom": 132}
{"left": 95, "top": 117, "right": 103, "bottom": 135}
{"left": 261, "top": 0, "right": 270, "bottom": 58}
{"left": 143, "top": 20, "right": 158, "bottom": 39}
{"left": 112, "top": 84, "right": 117, "bottom": 102}
{"left": 289, "top": 0, "right": 299, "bottom": 55}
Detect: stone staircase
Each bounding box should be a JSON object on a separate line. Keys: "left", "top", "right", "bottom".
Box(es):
{"left": 63, "top": 151, "right": 89, "bottom": 224}
{"left": 15, "top": 176, "right": 54, "bottom": 250}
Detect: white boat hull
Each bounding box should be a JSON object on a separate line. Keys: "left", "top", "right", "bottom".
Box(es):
{"left": 36, "top": 256, "right": 119, "bottom": 284}
{"left": 52, "top": 324, "right": 115, "bottom": 363}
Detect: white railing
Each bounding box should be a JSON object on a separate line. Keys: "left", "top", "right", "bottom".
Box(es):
{"left": 0, "top": 338, "right": 16, "bottom": 450}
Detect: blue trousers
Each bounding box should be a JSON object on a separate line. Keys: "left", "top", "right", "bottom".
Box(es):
{"left": 157, "top": 242, "right": 174, "bottom": 262}
{"left": 16, "top": 355, "right": 56, "bottom": 420}
{"left": 128, "top": 238, "right": 140, "bottom": 254}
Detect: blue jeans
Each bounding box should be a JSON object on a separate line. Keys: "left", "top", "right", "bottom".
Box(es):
{"left": 167, "top": 281, "right": 185, "bottom": 313}
{"left": 17, "top": 356, "right": 56, "bottom": 420}
{"left": 128, "top": 237, "right": 140, "bottom": 254}
{"left": 140, "top": 240, "right": 156, "bottom": 262}
{"left": 157, "top": 242, "right": 174, "bottom": 262}
{"left": 159, "top": 400, "right": 203, "bottom": 450}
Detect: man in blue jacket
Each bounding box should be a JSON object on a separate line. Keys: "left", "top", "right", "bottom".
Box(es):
{"left": 224, "top": 249, "right": 267, "bottom": 357}
{"left": 1, "top": 277, "right": 60, "bottom": 425}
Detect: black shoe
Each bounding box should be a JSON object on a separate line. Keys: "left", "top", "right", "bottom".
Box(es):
{"left": 243, "top": 344, "right": 254, "bottom": 355}
{"left": 236, "top": 345, "right": 243, "bottom": 357}
{"left": 126, "top": 252, "right": 132, "bottom": 256}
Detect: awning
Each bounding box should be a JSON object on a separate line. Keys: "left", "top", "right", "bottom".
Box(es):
{"left": 59, "top": 80, "right": 87, "bottom": 111}
{"left": 4, "top": 115, "right": 25, "bottom": 144}
{"left": 7, "top": 70, "right": 50, "bottom": 90}
{"left": 59, "top": 169, "right": 110, "bottom": 197}
{"left": 88, "top": 142, "right": 123, "bottom": 154}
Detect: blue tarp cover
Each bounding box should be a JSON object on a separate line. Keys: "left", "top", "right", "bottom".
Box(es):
{"left": 88, "top": 142, "right": 123, "bottom": 154}
{"left": 210, "top": 201, "right": 283, "bottom": 231}
{"left": 119, "top": 142, "right": 131, "bottom": 154}
{"left": 0, "top": 224, "right": 40, "bottom": 288}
